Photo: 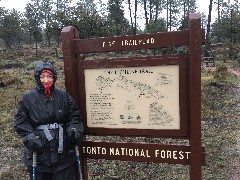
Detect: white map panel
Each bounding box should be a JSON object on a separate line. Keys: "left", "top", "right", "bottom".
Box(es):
{"left": 85, "top": 65, "right": 180, "bottom": 129}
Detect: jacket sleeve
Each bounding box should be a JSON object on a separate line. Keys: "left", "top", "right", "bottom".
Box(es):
{"left": 13, "top": 94, "right": 43, "bottom": 151}
{"left": 65, "top": 93, "right": 84, "bottom": 145}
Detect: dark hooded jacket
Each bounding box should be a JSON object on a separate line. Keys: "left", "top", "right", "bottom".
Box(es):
{"left": 13, "top": 61, "right": 84, "bottom": 173}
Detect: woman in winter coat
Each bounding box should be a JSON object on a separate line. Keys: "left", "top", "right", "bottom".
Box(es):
{"left": 13, "top": 61, "right": 84, "bottom": 180}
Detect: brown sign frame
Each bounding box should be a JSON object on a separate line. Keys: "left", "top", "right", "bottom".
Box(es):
{"left": 78, "top": 55, "right": 188, "bottom": 137}
{"left": 61, "top": 13, "right": 205, "bottom": 180}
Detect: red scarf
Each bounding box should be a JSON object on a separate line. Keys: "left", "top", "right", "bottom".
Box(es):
{"left": 41, "top": 70, "right": 54, "bottom": 97}
{"left": 44, "top": 83, "right": 53, "bottom": 97}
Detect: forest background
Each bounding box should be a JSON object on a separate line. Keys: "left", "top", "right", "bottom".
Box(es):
{"left": 0, "top": 0, "right": 240, "bottom": 179}
{"left": 0, "top": 0, "right": 239, "bottom": 54}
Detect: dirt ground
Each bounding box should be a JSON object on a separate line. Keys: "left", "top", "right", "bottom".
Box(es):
{"left": 0, "top": 49, "right": 240, "bottom": 179}
{"left": 202, "top": 63, "right": 240, "bottom": 179}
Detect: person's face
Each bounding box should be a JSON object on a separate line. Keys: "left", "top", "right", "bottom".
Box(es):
{"left": 40, "top": 72, "right": 53, "bottom": 86}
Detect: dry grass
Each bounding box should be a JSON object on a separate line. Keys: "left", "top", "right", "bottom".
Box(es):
{"left": 0, "top": 49, "right": 239, "bottom": 179}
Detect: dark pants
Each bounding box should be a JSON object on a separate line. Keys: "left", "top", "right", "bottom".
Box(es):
{"left": 27, "top": 164, "right": 76, "bottom": 180}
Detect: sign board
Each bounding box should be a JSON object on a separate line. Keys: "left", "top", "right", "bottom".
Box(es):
{"left": 78, "top": 55, "right": 188, "bottom": 137}
{"left": 81, "top": 141, "right": 205, "bottom": 165}
{"left": 61, "top": 13, "right": 204, "bottom": 180}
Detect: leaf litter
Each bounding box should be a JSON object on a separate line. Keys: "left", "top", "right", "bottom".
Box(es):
{"left": 0, "top": 49, "right": 239, "bottom": 179}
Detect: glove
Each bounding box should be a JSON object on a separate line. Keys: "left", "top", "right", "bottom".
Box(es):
{"left": 69, "top": 129, "right": 76, "bottom": 147}
{"left": 25, "top": 133, "right": 44, "bottom": 152}
{"left": 67, "top": 124, "right": 83, "bottom": 145}
{"left": 74, "top": 130, "right": 82, "bottom": 145}
{"left": 68, "top": 127, "right": 83, "bottom": 146}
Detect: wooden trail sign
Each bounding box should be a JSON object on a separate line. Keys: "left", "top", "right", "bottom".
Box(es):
{"left": 61, "top": 13, "right": 205, "bottom": 180}
{"left": 81, "top": 141, "right": 205, "bottom": 165}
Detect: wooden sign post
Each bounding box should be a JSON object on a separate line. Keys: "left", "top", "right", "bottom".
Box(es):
{"left": 61, "top": 13, "right": 205, "bottom": 180}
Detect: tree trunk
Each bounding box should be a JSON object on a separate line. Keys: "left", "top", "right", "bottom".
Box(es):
{"left": 205, "top": 0, "right": 213, "bottom": 55}
{"left": 150, "top": 0, "right": 153, "bottom": 21}
{"left": 155, "top": 1, "right": 159, "bottom": 22}
{"left": 134, "top": 0, "right": 137, "bottom": 34}
{"left": 167, "top": 0, "right": 169, "bottom": 31}
{"left": 169, "top": 0, "right": 172, "bottom": 31}
{"left": 217, "top": 0, "right": 221, "bottom": 42}
{"left": 144, "top": 0, "right": 148, "bottom": 26}
{"left": 35, "top": 41, "right": 38, "bottom": 55}
{"left": 127, "top": 0, "right": 134, "bottom": 32}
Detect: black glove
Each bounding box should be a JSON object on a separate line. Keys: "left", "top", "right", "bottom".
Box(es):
{"left": 67, "top": 124, "right": 83, "bottom": 146}
{"left": 69, "top": 129, "right": 76, "bottom": 147}
{"left": 25, "top": 133, "right": 44, "bottom": 152}
{"left": 74, "top": 130, "right": 82, "bottom": 145}
{"left": 68, "top": 128, "right": 82, "bottom": 146}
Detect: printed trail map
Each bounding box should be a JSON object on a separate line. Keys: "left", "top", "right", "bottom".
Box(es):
{"left": 85, "top": 65, "right": 180, "bottom": 130}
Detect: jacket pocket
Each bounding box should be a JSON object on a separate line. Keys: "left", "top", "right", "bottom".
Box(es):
{"left": 35, "top": 129, "right": 52, "bottom": 166}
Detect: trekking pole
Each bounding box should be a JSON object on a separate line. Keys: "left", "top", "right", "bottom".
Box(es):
{"left": 72, "top": 128, "right": 83, "bottom": 180}
{"left": 32, "top": 152, "right": 37, "bottom": 180}
{"left": 75, "top": 145, "right": 83, "bottom": 180}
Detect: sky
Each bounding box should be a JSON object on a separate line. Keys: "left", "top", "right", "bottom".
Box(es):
{"left": 0, "top": 0, "right": 214, "bottom": 15}
{"left": 0, "top": 0, "right": 218, "bottom": 29}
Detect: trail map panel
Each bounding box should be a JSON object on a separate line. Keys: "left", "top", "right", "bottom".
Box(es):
{"left": 84, "top": 64, "right": 180, "bottom": 130}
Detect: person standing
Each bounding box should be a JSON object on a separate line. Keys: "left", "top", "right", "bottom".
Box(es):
{"left": 13, "top": 61, "right": 84, "bottom": 180}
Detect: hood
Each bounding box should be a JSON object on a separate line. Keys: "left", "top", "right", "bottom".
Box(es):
{"left": 34, "top": 61, "right": 57, "bottom": 92}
